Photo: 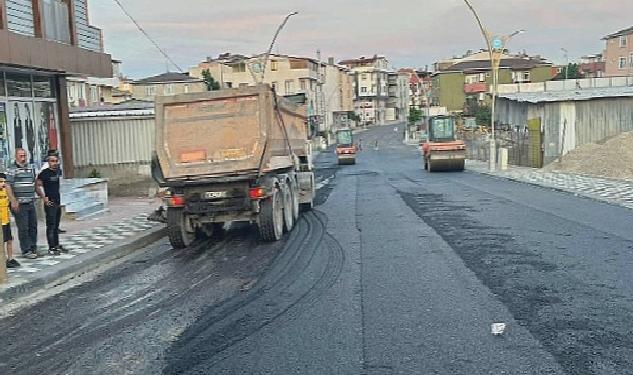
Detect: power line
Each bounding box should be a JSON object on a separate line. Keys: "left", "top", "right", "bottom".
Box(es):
{"left": 111, "top": 0, "right": 183, "bottom": 72}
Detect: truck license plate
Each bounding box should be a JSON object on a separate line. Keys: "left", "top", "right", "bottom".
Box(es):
{"left": 204, "top": 191, "right": 227, "bottom": 199}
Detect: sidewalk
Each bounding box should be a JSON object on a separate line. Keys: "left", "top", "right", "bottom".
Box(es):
{"left": 0, "top": 197, "right": 165, "bottom": 302}
{"left": 466, "top": 159, "right": 633, "bottom": 210}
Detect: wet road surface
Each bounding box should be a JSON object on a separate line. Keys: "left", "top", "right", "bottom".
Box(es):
{"left": 2, "top": 125, "right": 633, "bottom": 374}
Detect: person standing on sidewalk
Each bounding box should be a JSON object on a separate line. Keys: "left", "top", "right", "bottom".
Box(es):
{"left": 36, "top": 154, "right": 64, "bottom": 255}
{"left": 0, "top": 173, "right": 20, "bottom": 268}
{"left": 6, "top": 148, "right": 38, "bottom": 259}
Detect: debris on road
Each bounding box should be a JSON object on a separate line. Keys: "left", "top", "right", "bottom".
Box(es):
{"left": 491, "top": 322, "right": 507, "bottom": 336}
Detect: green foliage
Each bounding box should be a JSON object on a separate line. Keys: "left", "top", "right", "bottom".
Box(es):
{"left": 348, "top": 112, "right": 361, "bottom": 122}
{"left": 201, "top": 69, "right": 221, "bottom": 91}
{"left": 556, "top": 63, "right": 581, "bottom": 80}
{"left": 88, "top": 168, "right": 102, "bottom": 178}
{"left": 408, "top": 107, "right": 423, "bottom": 123}
{"left": 475, "top": 105, "right": 491, "bottom": 127}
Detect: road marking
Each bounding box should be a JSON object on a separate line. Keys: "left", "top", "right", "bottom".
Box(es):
{"left": 316, "top": 176, "right": 333, "bottom": 190}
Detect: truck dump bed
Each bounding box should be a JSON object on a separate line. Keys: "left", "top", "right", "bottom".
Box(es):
{"left": 155, "top": 85, "right": 308, "bottom": 180}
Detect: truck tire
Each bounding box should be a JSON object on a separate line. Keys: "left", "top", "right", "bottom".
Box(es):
{"left": 290, "top": 179, "right": 300, "bottom": 222}
{"left": 282, "top": 183, "right": 294, "bottom": 232}
{"left": 167, "top": 208, "right": 195, "bottom": 249}
{"left": 259, "top": 189, "right": 284, "bottom": 241}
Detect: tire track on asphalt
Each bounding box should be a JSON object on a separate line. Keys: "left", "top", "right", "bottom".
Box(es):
{"left": 162, "top": 211, "right": 345, "bottom": 374}
{"left": 395, "top": 172, "right": 633, "bottom": 375}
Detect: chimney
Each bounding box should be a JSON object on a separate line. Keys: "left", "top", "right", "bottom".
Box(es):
{"left": 328, "top": 57, "right": 335, "bottom": 65}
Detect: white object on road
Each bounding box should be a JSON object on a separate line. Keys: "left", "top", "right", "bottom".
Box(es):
{"left": 491, "top": 322, "right": 506, "bottom": 335}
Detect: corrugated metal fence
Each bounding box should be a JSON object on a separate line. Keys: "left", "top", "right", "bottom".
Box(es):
{"left": 71, "top": 117, "right": 155, "bottom": 167}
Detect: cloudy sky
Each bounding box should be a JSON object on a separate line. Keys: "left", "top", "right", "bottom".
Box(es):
{"left": 89, "top": 0, "right": 633, "bottom": 79}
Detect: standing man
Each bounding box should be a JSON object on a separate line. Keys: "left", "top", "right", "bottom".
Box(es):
{"left": 36, "top": 153, "right": 64, "bottom": 255}
{"left": 6, "top": 148, "right": 38, "bottom": 259}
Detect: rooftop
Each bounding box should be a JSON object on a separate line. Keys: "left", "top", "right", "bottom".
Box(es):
{"left": 603, "top": 26, "right": 633, "bottom": 40}
{"left": 444, "top": 58, "right": 552, "bottom": 72}
{"left": 498, "top": 86, "right": 633, "bottom": 103}
{"left": 133, "top": 72, "right": 201, "bottom": 84}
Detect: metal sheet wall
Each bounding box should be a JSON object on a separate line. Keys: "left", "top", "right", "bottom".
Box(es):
{"left": 574, "top": 98, "right": 633, "bottom": 146}
{"left": 71, "top": 117, "right": 155, "bottom": 167}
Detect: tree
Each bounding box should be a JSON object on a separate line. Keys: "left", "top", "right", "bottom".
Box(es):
{"left": 408, "top": 107, "right": 423, "bottom": 124}
{"left": 556, "top": 63, "right": 581, "bottom": 80}
{"left": 201, "top": 69, "right": 221, "bottom": 91}
{"left": 466, "top": 101, "right": 491, "bottom": 127}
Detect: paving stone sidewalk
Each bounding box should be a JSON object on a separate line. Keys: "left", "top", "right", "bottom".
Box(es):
{"left": 466, "top": 160, "right": 633, "bottom": 210}
{"left": 1, "top": 198, "right": 164, "bottom": 301}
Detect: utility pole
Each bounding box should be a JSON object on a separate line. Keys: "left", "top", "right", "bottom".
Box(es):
{"left": 260, "top": 11, "right": 298, "bottom": 83}
{"left": 561, "top": 48, "right": 569, "bottom": 81}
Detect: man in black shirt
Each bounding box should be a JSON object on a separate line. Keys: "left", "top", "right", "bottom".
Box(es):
{"left": 36, "top": 154, "right": 64, "bottom": 255}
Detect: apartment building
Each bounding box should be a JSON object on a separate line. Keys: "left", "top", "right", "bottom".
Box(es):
{"left": 432, "top": 51, "right": 554, "bottom": 112}
{"left": 340, "top": 55, "right": 389, "bottom": 125}
{"left": 579, "top": 54, "right": 605, "bottom": 78}
{"left": 386, "top": 72, "right": 410, "bottom": 121}
{"left": 191, "top": 53, "right": 327, "bottom": 135}
{"left": 130, "top": 72, "right": 204, "bottom": 101}
{"left": 323, "top": 58, "right": 354, "bottom": 131}
{"left": 603, "top": 26, "right": 633, "bottom": 77}
{"left": 0, "top": 0, "right": 112, "bottom": 175}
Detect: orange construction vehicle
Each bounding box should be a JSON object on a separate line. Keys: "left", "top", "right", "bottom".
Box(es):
{"left": 422, "top": 115, "right": 466, "bottom": 172}
{"left": 335, "top": 128, "right": 357, "bottom": 165}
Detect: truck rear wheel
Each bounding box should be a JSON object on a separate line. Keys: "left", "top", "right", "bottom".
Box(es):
{"left": 167, "top": 208, "right": 195, "bottom": 249}
{"left": 282, "top": 184, "right": 294, "bottom": 232}
{"left": 259, "top": 190, "right": 284, "bottom": 241}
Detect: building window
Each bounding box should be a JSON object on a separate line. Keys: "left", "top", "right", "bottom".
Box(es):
{"left": 225, "top": 82, "right": 233, "bottom": 88}
{"left": 6, "top": 73, "right": 32, "bottom": 97}
{"left": 300, "top": 79, "right": 307, "bottom": 91}
{"left": 32, "top": 76, "right": 55, "bottom": 98}
{"left": 231, "top": 63, "right": 246, "bottom": 73}
{"left": 184, "top": 84, "right": 189, "bottom": 93}
{"left": 0, "top": 74, "right": 5, "bottom": 97}
{"left": 145, "top": 85, "right": 156, "bottom": 96}
{"left": 285, "top": 80, "right": 294, "bottom": 95}
{"left": 361, "top": 87, "right": 367, "bottom": 93}
{"left": 620, "top": 35, "right": 628, "bottom": 47}
{"left": 271, "top": 60, "right": 278, "bottom": 71}
{"left": 361, "top": 74, "right": 367, "bottom": 81}
{"left": 239, "top": 83, "right": 249, "bottom": 88}
{"left": 165, "top": 83, "right": 174, "bottom": 95}
{"left": 90, "top": 86, "right": 98, "bottom": 103}
{"left": 271, "top": 82, "right": 277, "bottom": 91}
{"left": 619, "top": 57, "right": 627, "bottom": 69}
{"left": 290, "top": 59, "right": 307, "bottom": 69}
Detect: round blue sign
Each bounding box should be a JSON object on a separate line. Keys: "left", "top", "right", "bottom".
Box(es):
{"left": 492, "top": 37, "right": 503, "bottom": 50}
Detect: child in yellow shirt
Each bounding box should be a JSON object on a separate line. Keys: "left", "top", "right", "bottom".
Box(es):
{"left": 0, "top": 173, "right": 19, "bottom": 268}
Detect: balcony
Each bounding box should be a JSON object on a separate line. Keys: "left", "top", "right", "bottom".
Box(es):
{"left": 464, "top": 82, "right": 488, "bottom": 93}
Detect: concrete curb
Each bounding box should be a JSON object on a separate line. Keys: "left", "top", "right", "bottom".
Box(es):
{"left": 0, "top": 226, "right": 167, "bottom": 302}
{"left": 466, "top": 167, "right": 633, "bottom": 211}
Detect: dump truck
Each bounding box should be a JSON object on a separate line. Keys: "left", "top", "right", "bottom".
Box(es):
{"left": 422, "top": 115, "right": 466, "bottom": 172}
{"left": 151, "top": 84, "right": 316, "bottom": 248}
{"left": 335, "top": 128, "right": 356, "bottom": 165}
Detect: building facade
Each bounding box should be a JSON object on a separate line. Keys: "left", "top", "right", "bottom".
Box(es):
{"left": 0, "top": 0, "right": 112, "bottom": 176}
{"left": 386, "top": 72, "right": 410, "bottom": 121}
{"left": 579, "top": 54, "right": 605, "bottom": 78}
{"left": 323, "top": 58, "right": 354, "bottom": 131}
{"left": 340, "top": 55, "right": 389, "bottom": 125}
{"left": 603, "top": 26, "right": 633, "bottom": 77}
{"left": 432, "top": 52, "right": 554, "bottom": 112}
{"left": 191, "top": 53, "right": 334, "bottom": 136}
{"left": 130, "top": 72, "right": 205, "bottom": 101}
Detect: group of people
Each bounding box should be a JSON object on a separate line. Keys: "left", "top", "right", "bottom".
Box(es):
{"left": 2, "top": 148, "right": 64, "bottom": 269}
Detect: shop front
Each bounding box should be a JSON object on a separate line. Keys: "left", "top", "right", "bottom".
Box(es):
{"left": 0, "top": 70, "right": 60, "bottom": 171}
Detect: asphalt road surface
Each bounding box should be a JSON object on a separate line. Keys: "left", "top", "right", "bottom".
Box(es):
{"left": 2, "top": 124, "right": 633, "bottom": 374}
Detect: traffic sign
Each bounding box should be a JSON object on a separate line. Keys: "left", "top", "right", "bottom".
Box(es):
{"left": 492, "top": 37, "right": 503, "bottom": 50}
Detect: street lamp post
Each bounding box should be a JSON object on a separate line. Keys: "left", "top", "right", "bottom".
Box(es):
{"left": 260, "top": 11, "right": 299, "bottom": 83}
{"left": 462, "top": 0, "right": 524, "bottom": 171}
{"left": 561, "top": 48, "right": 569, "bottom": 81}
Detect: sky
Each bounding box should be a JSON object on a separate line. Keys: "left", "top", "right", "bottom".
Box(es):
{"left": 89, "top": 0, "right": 633, "bottom": 79}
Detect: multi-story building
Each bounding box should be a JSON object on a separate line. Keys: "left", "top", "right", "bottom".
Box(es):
{"left": 579, "top": 54, "right": 606, "bottom": 78}
{"left": 339, "top": 55, "right": 389, "bottom": 125}
{"left": 398, "top": 68, "right": 432, "bottom": 112}
{"left": 130, "top": 72, "right": 205, "bottom": 101}
{"left": 67, "top": 60, "right": 128, "bottom": 107}
{"left": 323, "top": 58, "right": 355, "bottom": 131}
{"left": 432, "top": 51, "right": 554, "bottom": 112}
{"left": 603, "top": 26, "right": 633, "bottom": 77}
{"left": 386, "top": 72, "right": 410, "bottom": 121}
{"left": 0, "top": 0, "right": 112, "bottom": 175}
{"left": 191, "top": 53, "right": 333, "bottom": 136}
